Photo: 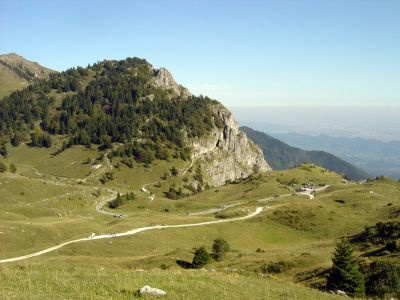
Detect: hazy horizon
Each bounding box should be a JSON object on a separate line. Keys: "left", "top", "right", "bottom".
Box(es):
{"left": 230, "top": 106, "right": 400, "bottom": 141}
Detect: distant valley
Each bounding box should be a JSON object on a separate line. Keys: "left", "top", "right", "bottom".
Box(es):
{"left": 242, "top": 127, "right": 369, "bottom": 180}
{"left": 270, "top": 132, "right": 400, "bottom": 179}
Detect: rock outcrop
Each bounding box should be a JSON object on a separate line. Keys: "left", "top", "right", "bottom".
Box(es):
{"left": 189, "top": 104, "right": 271, "bottom": 187}
{"left": 152, "top": 67, "right": 191, "bottom": 99}
{"left": 151, "top": 65, "right": 271, "bottom": 187}
{"left": 139, "top": 285, "right": 167, "bottom": 297}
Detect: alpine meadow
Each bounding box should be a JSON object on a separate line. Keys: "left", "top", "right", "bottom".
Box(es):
{"left": 0, "top": 1, "right": 399, "bottom": 299}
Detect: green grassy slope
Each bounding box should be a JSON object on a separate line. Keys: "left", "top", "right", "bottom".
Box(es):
{"left": 0, "top": 53, "right": 55, "bottom": 99}
{"left": 0, "top": 264, "right": 343, "bottom": 300}
{"left": 0, "top": 66, "right": 28, "bottom": 99}
{"left": 0, "top": 141, "right": 399, "bottom": 298}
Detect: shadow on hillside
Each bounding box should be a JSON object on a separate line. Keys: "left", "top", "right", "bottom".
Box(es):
{"left": 362, "top": 246, "right": 388, "bottom": 257}
{"left": 296, "top": 267, "right": 330, "bottom": 289}
{"left": 176, "top": 259, "right": 192, "bottom": 269}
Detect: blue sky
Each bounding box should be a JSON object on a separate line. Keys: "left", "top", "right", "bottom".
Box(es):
{"left": 0, "top": 0, "right": 399, "bottom": 106}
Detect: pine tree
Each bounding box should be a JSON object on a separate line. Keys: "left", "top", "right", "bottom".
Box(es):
{"left": 42, "top": 134, "right": 52, "bottom": 148}
{"left": 108, "top": 192, "right": 123, "bottom": 208}
{"left": 192, "top": 247, "right": 210, "bottom": 269}
{"left": 366, "top": 260, "right": 400, "bottom": 298}
{"left": 11, "top": 133, "right": 21, "bottom": 147}
{"left": 327, "top": 237, "right": 365, "bottom": 297}
{"left": 115, "top": 192, "right": 122, "bottom": 206}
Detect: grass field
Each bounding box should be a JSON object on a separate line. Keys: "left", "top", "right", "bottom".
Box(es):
{"left": 0, "top": 66, "right": 28, "bottom": 99}
{"left": 0, "top": 264, "right": 344, "bottom": 300}
{"left": 0, "top": 143, "right": 399, "bottom": 298}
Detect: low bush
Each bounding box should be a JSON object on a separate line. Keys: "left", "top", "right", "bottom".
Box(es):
{"left": 261, "top": 261, "right": 293, "bottom": 274}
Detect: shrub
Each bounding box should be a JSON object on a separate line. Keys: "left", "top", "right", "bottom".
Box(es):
{"left": 160, "top": 263, "right": 170, "bottom": 270}
{"left": 192, "top": 247, "right": 210, "bottom": 269}
{"left": 9, "top": 163, "right": 16, "bottom": 174}
{"left": 108, "top": 193, "right": 123, "bottom": 209}
{"left": 11, "top": 133, "right": 22, "bottom": 147}
{"left": 0, "top": 141, "right": 8, "bottom": 156}
{"left": 170, "top": 166, "right": 178, "bottom": 176}
{"left": 30, "top": 132, "right": 52, "bottom": 148}
{"left": 121, "top": 158, "right": 134, "bottom": 168}
{"left": 0, "top": 162, "right": 6, "bottom": 173}
{"left": 366, "top": 260, "right": 400, "bottom": 298}
{"left": 100, "top": 171, "right": 114, "bottom": 184}
{"left": 126, "top": 192, "right": 135, "bottom": 201}
{"left": 262, "top": 261, "right": 293, "bottom": 274}
{"left": 165, "top": 183, "right": 184, "bottom": 199}
{"left": 193, "top": 165, "right": 203, "bottom": 184}
{"left": 386, "top": 240, "right": 400, "bottom": 252}
{"left": 212, "top": 239, "right": 230, "bottom": 261}
{"left": 356, "top": 221, "right": 400, "bottom": 244}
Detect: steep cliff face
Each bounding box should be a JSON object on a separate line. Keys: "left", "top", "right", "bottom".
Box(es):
{"left": 150, "top": 66, "right": 271, "bottom": 187}
{"left": 189, "top": 104, "right": 271, "bottom": 186}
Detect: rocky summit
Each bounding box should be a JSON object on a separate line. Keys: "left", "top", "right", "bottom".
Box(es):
{"left": 152, "top": 65, "right": 271, "bottom": 186}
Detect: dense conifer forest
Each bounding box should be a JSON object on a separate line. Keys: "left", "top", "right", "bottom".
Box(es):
{"left": 0, "top": 57, "right": 222, "bottom": 163}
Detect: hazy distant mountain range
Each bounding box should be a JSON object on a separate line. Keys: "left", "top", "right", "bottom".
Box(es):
{"left": 271, "top": 132, "right": 400, "bottom": 179}
{"left": 241, "top": 127, "right": 369, "bottom": 180}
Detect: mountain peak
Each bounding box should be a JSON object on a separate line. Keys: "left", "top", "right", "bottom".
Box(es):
{"left": 0, "top": 55, "right": 270, "bottom": 187}
{"left": 1, "top": 52, "right": 20, "bottom": 58}
{"left": 152, "top": 67, "right": 191, "bottom": 99}
{"left": 0, "top": 53, "right": 56, "bottom": 98}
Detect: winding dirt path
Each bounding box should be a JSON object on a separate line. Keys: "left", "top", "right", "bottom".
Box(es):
{"left": 0, "top": 206, "right": 264, "bottom": 263}
{"left": 95, "top": 189, "right": 119, "bottom": 216}
{"left": 0, "top": 182, "right": 331, "bottom": 263}
{"left": 1, "top": 146, "right": 335, "bottom": 264}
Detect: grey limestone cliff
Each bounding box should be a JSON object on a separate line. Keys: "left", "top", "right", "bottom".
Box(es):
{"left": 152, "top": 67, "right": 191, "bottom": 99}
{"left": 151, "top": 66, "right": 271, "bottom": 187}
{"left": 189, "top": 105, "right": 271, "bottom": 186}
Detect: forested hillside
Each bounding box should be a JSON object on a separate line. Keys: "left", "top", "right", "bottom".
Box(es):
{"left": 0, "top": 57, "right": 223, "bottom": 164}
